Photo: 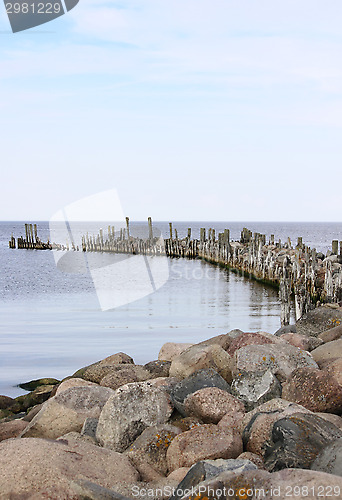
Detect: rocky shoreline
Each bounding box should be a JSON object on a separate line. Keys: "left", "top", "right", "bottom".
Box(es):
{"left": 1, "top": 304, "right": 342, "bottom": 499}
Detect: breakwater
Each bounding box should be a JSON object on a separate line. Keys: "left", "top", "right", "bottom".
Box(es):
{"left": 9, "top": 219, "right": 342, "bottom": 324}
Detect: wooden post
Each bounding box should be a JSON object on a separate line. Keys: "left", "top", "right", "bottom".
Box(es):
{"left": 187, "top": 228, "right": 191, "bottom": 240}
{"left": 126, "top": 217, "right": 130, "bottom": 239}
{"left": 280, "top": 278, "right": 291, "bottom": 326}
{"left": 148, "top": 217, "right": 153, "bottom": 240}
{"left": 340, "top": 241, "right": 342, "bottom": 257}
{"left": 270, "top": 234, "right": 275, "bottom": 245}
{"left": 332, "top": 240, "right": 338, "bottom": 255}
{"left": 169, "top": 223, "right": 173, "bottom": 239}
{"left": 175, "top": 229, "right": 178, "bottom": 240}
{"left": 224, "top": 229, "right": 230, "bottom": 245}
{"left": 29, "top": 224, "right": 34, "bottom": 246}
{"left": 34, "top": 224, "right": 38, "bottom": 243}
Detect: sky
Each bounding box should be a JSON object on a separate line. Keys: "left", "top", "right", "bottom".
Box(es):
{"left": 0, "top": 0, "right": 341, "bottom": 221}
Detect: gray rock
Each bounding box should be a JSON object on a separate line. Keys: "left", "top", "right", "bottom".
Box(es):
{"left": 144, "top": 360, "right": 171, "bottom": 378}
{"left": 170, "top": 369, "right": 231, "bottom": 416}
{"left": 71, "top": 479, "right": 131, "bottom": 500}
{"left": 311, "top": 437, "right": 342, "bottom": 476}
{"left": 158, "top": 343, "right": 194, "bottom": 361}
{"left": 184, "top": 387, "right": 245, "bottom": 423}
{"left": 100, "top": 364, "right": 152, "bottom": 390}
{"left": 264, "top": 413, "right": 342, "bottom": 471}
{"left": 81, "top": 417, "right": 98, "bottom": 439}
{"left": 71, "top": 352, "right": 134, "bottom": 380}
{"left": 296, "top": 305, "right": 342, "bottom": 337}
{"left": 196, "top": 329, "right": 244, "bottom": 351}
{"left": 319, "top": 324, "right": 342, "bottom": 343}
{"left": 241, "top": 398, "right": 312, "bottom": 458}
{"left": 71, "top": 479, "right": 132, "bottom": 500}
{"left": 170, "top": 459, "right": 257, "bottom": 500}
{"left": 169, "top": 344, "right": 233, "bottom": 383}
{"left": 96, "top": 381, "right": 173, "bottom": 452}
{"left": 21, "top": 385, "right": 114, "bottom": 439}
{"left": 0, "top": 437, "right": 139, "bottom": 499}
{"left": 231, "top": 370, "right": 282, "bottom": 411}
{"left": 311, "top": 339, "right": 342, "bottom": 368}
{"left": 274, "top": 324, "right": 297, "bottom": 336}
{"left": 279, "top": 333, "right": 323, "bottom": 351}
{"left": 126, "top": 424, "right": 181, "bottom": 476}
{"left": 233, "top": 343, "right": 318, "bottom": 382}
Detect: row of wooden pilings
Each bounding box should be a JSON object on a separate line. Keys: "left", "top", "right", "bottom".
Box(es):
{"left": 76, "top": 219, "right": 342, "bottom": 325}
{"left": 9, "top": 219, "right": 342, "bottom": 325}
{"left": 8, "top": 223, "right": 51, "bottom": 250}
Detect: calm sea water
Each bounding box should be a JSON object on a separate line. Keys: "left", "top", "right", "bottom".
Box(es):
{"left": 0, "top": 221, "right": 341, "bottom": 397}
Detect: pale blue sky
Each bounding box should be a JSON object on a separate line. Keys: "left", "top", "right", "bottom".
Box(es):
{"left": 0, "top": 1, "right": 341, "bottom": 221}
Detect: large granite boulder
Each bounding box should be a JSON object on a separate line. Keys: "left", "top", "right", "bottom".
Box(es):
{"left": 126, "top": 424, "right": 181, "bottom": 476}
{"left": 169, "top": 369, "right": 231, "bottom": 416}
{"left": 96, "top": 381, "right": 173, "bottom": 452}
{"left": 311, "top": 339, "right": 342, "bottom": 368}
{"left": 99, "top": 364, "right": 152, "bottom": 390}
{"left": 241, "top": 398, "right": 312, "bottom": 457}
{"left": 227, "top": 332, "right": 276, "bottom": 356}
{"left": 144, "top": 360, "right": 171, "bottom": 378}
{"left": 231, "top": 370, "right": 282, "bottom": 411}
{"left": 184, "top": 387, "right": 245, "bottom": 423}
{"left": 195, "top": 329, "right": 244, "bottom": 351}
{"left": 264, "top": 413, "right": 342, "bottom": 471}
{"left": 55, "top": 377, "right": 97, "bottom": 395}
{"left": 0, "top": 437, "right": 139, "bottom": 499}
{"left": 21, "top": 385, "right": 114, "bottom": 439}
{"left": 279, "top": 333, "right": 323, "bottom": 351}
{"left": 169, "top": 344, "right": 233, "bottom": 383}
{"left": 319, "top": 323, "right": 342, "bottom": 343}
{"left": 233, "top": 343, "right": 318, "bottom": 382}
{"left": 166, "top": 424, "right": 243, "bottom": 472}
{"left": 296, "top": 305, "right": 342, "bottom": 337}
{"left": 158, "top": 343, "right": 194, "bottom": 361}
{"left": 323, "top": 358, "right": 342, "bottom": 385}
{"left": 282, "top": 367, "right": 342, "bottom": 413}
{"left": 72, "top": 352, "right": 134, "bottom": 380}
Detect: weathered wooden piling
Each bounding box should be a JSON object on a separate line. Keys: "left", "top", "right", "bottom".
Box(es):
{"left": 332, "top": 240, "right": 339, "bottom": 255}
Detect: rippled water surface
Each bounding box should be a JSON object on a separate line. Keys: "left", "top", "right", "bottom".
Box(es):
{"left": 1, "top": 221, "right": 341, "bottom": 396}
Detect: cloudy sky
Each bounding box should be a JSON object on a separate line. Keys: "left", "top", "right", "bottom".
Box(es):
{"left": 0, "top": 1, "right": 341, "bottom": 221}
